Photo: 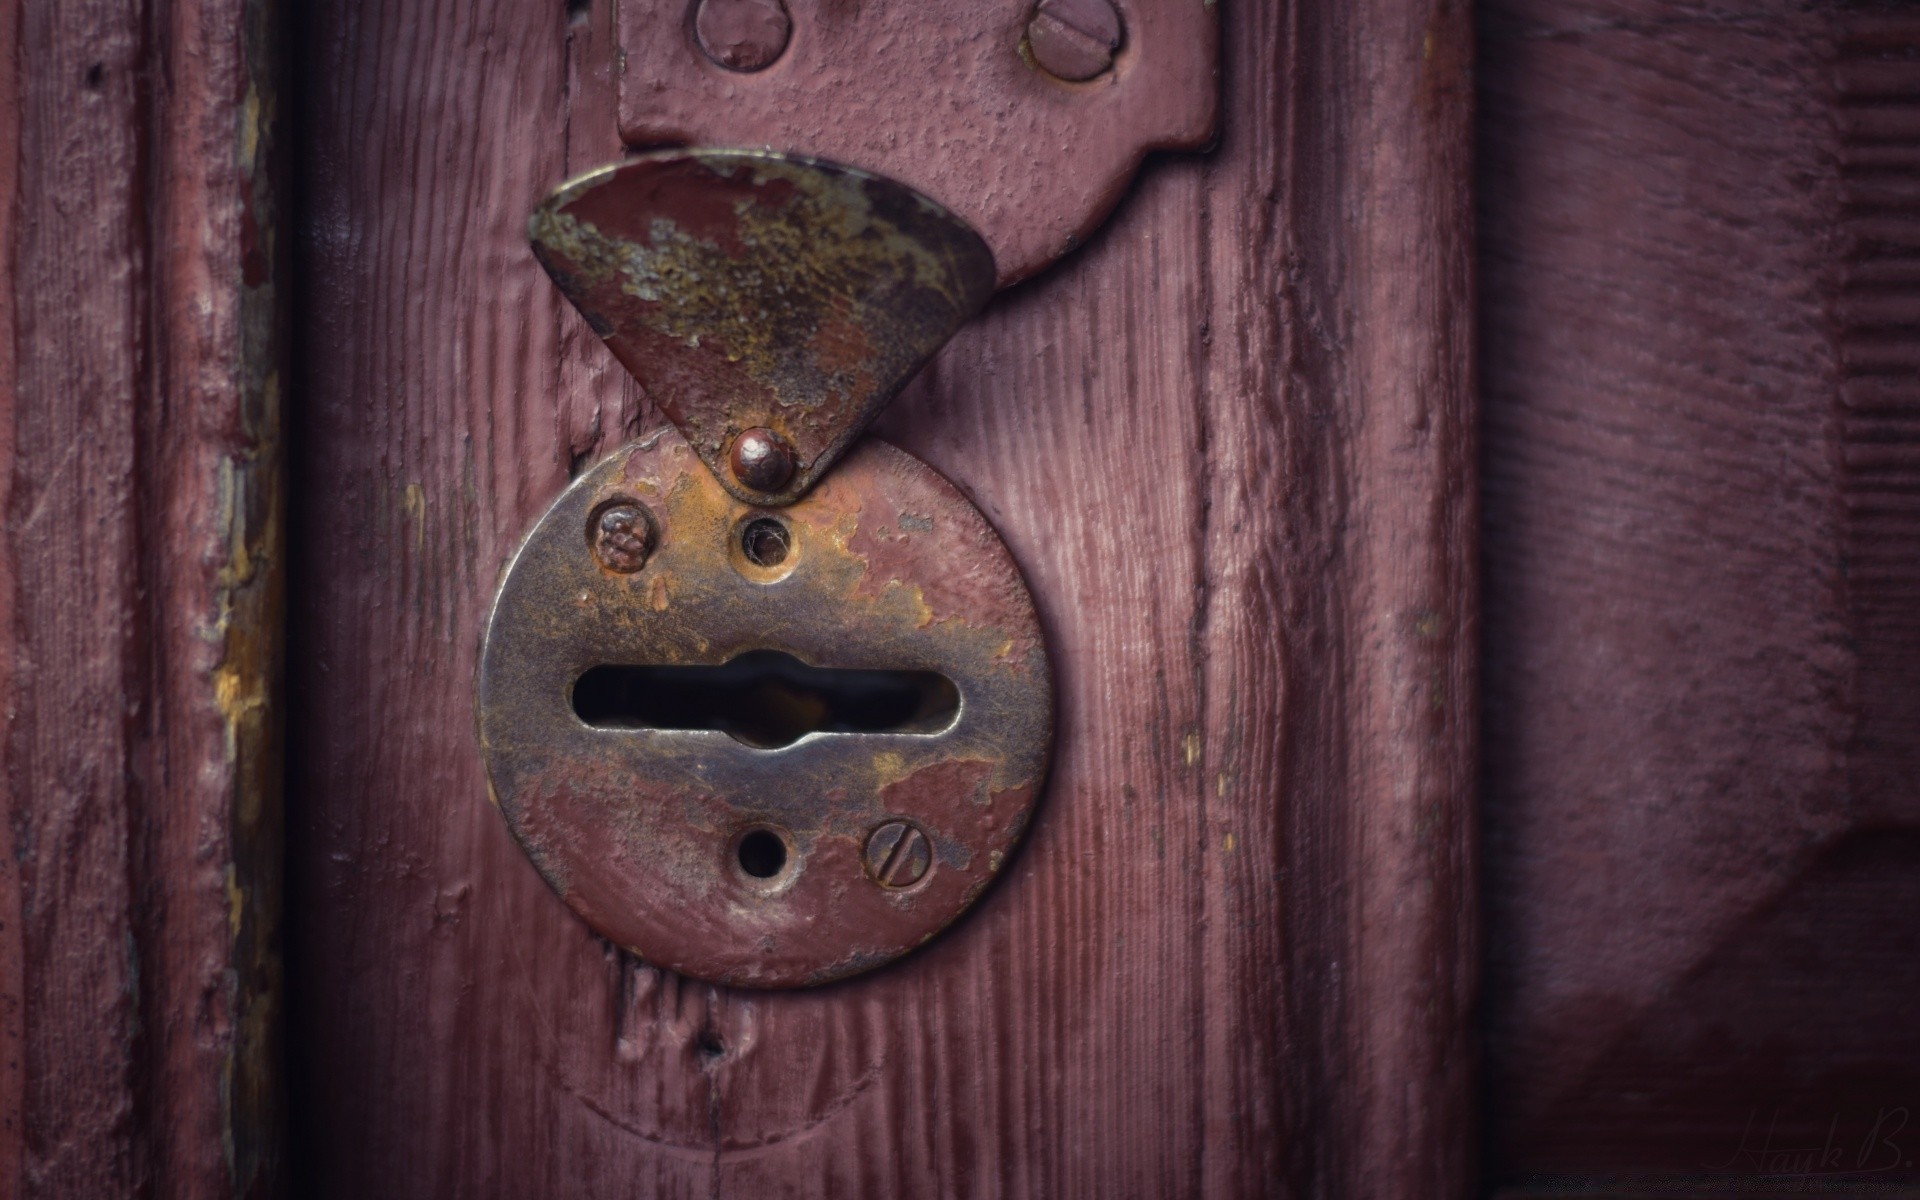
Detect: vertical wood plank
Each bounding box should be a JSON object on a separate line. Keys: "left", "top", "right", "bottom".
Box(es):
{"left": 0, "top": 0, "right": 287, "bottom": 1194}
{"left": 1274, "top": 2, "right": 1479, "bottom": 1192}
{"left": 1836, "top": 8, "right": 1920, "bottom": 831}
{"left": 288, "top": 0, "right": 1476, "bottom": 1195}
{"left": 284, "top": 0, "right": 637, "bottom": 1194}
{"left": 1479, "top": 0, "right": 1920, "bottom": 1185}
{"left": 0, "top": 0, "right": 23, "bottom": 1184}
{"left": 147, "top": 2, "right": 290, "bottom": 1191}
{"left": 5, "top": 3, "right": 151, "bottom": 1191}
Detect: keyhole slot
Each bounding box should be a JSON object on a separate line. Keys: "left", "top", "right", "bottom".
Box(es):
{"left": 572, "top": 650, "right": 960, "bottom": 749}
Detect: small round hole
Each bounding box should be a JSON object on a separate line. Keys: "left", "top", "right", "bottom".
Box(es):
{"left": 739, "top": 517, "right": 791, "bottom": 568}
{"left": 737, "top": 828, "right": 788, "bottom": 878}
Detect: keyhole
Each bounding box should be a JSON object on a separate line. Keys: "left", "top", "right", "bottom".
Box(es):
{"left": 571, "top": 650, "right": 961, "bottom": 749}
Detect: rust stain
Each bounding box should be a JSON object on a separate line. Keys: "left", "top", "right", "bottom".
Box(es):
{"left": 529, "top": 150, "right": 996, "bottom": 506}
{"left": 218, "top": 4, "right": 288, "bottom": 1186}
{"left": 808, "top": 306, "right": 877, "bottom": 380}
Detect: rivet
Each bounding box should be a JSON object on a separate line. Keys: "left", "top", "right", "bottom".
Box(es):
{"left": 729, "top": 427, "right": 795, "bottom": 493}
{"left": 694, "top": 0, "right": 792, "bottom": 73}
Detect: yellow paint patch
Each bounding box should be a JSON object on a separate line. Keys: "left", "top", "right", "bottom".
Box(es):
{"left": 240, "top": 85, "right": 261, "bottom": 175}
{"left": 402, "top": 482, "right": 426, "bottom": 552}
{"left": 1181, "top": 730, "right": 1202, "bottom": 767}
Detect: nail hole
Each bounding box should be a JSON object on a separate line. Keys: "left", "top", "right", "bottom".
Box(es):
{"left": 572, "top": 650, "right": 960, "bottom": 749}
{"left": 736, "top": 829, "right": 788, "bottom": 879}
{"left": 739, "top": 516, "right": 790, "bottom": 567}
{"left": 695, "top": 1028, "right": 724, "bottom": 1057}
{"left": 84, "top": 63, "right": 104, "bottom": 89}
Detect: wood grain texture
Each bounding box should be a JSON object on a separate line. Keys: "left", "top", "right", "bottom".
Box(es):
{"left": 285, "top": 0, "right": 1475, "bottom": 1194}
{"left": 1836, "top": 9, "right": 1920, "bottom": 835}
{"left": 0, "top": 0, "right": 287, "bottom": 1196}
{"left": 1480, "top": 0, "right": 1920, "bottom": 1187}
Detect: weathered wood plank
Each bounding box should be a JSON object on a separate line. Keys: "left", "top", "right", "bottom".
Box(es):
{"left": 286, "top": 0, "right": 1476, "bottom": 1195}
{"left": 0, "top": 0, "right": 287, "bottom": 1194}
{"left": 5, "top": 3, "right": 153, "bottom": 1190}
{"left": 1480, "top": 0, "right": 1920, "bottom": 1185}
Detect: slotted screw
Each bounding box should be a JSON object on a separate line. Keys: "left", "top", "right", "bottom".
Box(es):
{"left": 864, "top": 821, "right": 932, "bottom": 888}
{"left": 1025, "top": 0, "right": 1123, "bottom": 82}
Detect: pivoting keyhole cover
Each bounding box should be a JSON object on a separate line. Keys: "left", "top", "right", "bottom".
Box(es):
{"left": 483, "top": 148, "right": 1052, "bottom": 986}
{"left": 476, "top": 430, "right": 1052, "bottom": 987}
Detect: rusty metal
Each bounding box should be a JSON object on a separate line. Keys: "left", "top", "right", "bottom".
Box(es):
{"left": 1025, "top": 0, "right": 1123, "bottom": 82}
{"left": 738, "top": 514, "right": 790, "bottom": 567}
{"left": 528, "top": 150, "right": 996, "bottom": 506}
{"left": 614, "top": 0, "right": 1218, "bottom": 285}
{"left": 728, "top": 427, "right": 794, "bottom": 494}
{"left": 590, "top": 500, "right": 654, "bottom": 574}
{"left": 694, "top": 0, "right": 791, "bottom": 72}
{"left": 476, "top": 429, "right": 1052, "bottom": 988}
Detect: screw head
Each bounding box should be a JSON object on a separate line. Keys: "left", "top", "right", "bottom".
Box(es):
{"left": 1025, "top": 0, "right": 1123, "bottom": 82}
{"left": 864, "top": 821, "right": 933, "bottom": 888}
{"left": 729, "top": 428, "right": 796, "bottom": 493}
{"left": 695, "top": 0, "right": 792, "bottom": 73}
{"left": 591, "top": 502, "right": 654, "bottom": 573}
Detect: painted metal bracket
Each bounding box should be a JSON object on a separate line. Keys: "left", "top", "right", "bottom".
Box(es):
{"left": 615, "top": 0, "right": 1220, "bottom": 285}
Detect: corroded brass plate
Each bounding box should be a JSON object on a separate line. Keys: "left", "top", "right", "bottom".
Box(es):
{"left": 476, "top": 429, "right": 1052, "bottom": 987}
{"left": 528, "top": 150, "right": 996, "bottom": 506}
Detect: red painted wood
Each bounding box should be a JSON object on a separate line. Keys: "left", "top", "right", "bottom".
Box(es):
{"left": 0, "top": 0, "right": 286, "bottom": 1195}
{"left": 1480, "top": 0, "right": 1920, "bottom": 1189}
{"left": 285, "top": 0, "right": 1475, "bottom": 1196}
{"left": 0, "top": 7, "right": 140, "bottom": 1188}
{"left": 12, "top": 0, "right": 1915, "bottom": 1191}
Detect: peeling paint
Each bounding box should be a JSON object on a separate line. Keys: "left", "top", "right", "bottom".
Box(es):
{"left": 529, "top": 150, "right": 996, "bottom": 506}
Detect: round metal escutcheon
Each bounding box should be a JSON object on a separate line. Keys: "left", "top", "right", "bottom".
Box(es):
{"left": 476, "top": 429, "right": 1052, "bottom": 987}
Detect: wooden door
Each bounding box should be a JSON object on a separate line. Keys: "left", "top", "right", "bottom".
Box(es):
{"left": 279, "top": 0, "right": 1474, "bottom": 1196}
{"left": 5, "top": 0, "right": 1917, "bottom": 1197}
